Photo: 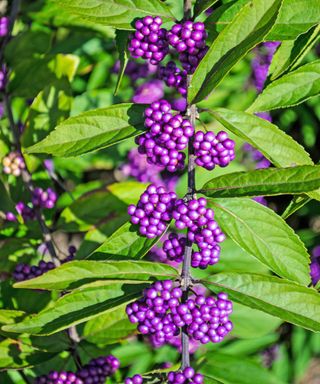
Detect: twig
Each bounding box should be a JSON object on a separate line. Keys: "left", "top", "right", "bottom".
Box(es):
{"left": 180, "top": 0, "right": 196, "bottom": 370}
{"left": 18, "top": 370, "right": 32, "bottom": 384}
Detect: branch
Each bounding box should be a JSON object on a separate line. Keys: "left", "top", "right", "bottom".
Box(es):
{"left": 180, "top": 0, "right": 196, "bottom": 370}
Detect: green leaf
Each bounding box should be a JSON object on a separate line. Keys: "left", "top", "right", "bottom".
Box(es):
{"left": 2, "top": 282, "right": 147, "bottom": 335}
{"left": 200, "top": 165, "right": 320, "bottom": 198}
{"left": 269, "top": 25, "right": 320, "bottom": 81}
{"left": 188, "top": 0, "right": 282, "bottom": 103}
{"left": 267, "top": 0, "right": 320, "bottom": 40}
{"left": 25, "top": 103, "right": 146, "bottom": 157}
{"left": 114, "top": 30, "right": 130, "bottom": 95}
{"left": 208, "top": 198, "right": 311, "bottom": 285}
{"left": 194, "top": 0, "right": 219, "bottom": 18}
{"left": 90, "top": 221, "right": 166, "bottom": 260}
{"left": 55, "top": 0, "right": 173, "bottom": 30}
{"left": 248, "top": 60, "right": 320, "bottom": 112}
{"left": 202, "top": 352, "right": 285, "bottom": 384}
{"left": 0, "top": 339, "right": 56, "bottom": 369}
{"left": 13, "top": 260, "right": 178, "bottom": 290}
{"left": 209, "top": 108, "right": 313, "bottom": 167}
{"left": 21, "top": 78, "right": 73, "bottom": 148}
{"left": 0, "top": 310, "right": 25, "bottom": 326}
{"left": 231, "top": 302, "right": 282, "bottom": 339}
{"left": 82, "top": 302, "right": 135, "bottom": 344}
{"left": 281, "top": 195, "right": 312, "bottom": 219}
{"left": 204, "top": 273, "right": 320, "bottom": 332}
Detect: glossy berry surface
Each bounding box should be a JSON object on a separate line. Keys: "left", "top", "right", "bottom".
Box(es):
{"left": 35, "top": 371, "right": 83, "bottom": 384}
{"left": 136, "top": 100, "right": 194, "bottom": 172}
{"left": 159, "top": 61, "right": 187, "bottom": 96}
{"left": 163, "top": 233, "right": 186, "bottom": 263}
{"left": 0, "top": 17, "right": 8, "bottom": 37}
{"left": 126, "top": 280, "right": 182, "bottom": 345}
{"left": 167, "top": 21, "right": 208, "bottom": 73}
{"left": 128, "top": 184, "right": 177, "bottom": 238}
{"left": 32, "top": 187, "right": 57, "bottom": 209}
{"left": 125, "top": 374, "right": 144, "bottom": 384}
{"left": 193, "top": 131, "right": 235, "bottom": 170}
{"left": 168, "top": 367, "right": 204, "bottom": 383}
{"left": 128, "top": 16, "right": 169, "bottom": 64}
{"left": 173, "top": 198, "right": 225, "bottom": 269}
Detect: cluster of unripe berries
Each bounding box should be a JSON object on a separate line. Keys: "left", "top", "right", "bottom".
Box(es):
{"left": 2, "top": 151, "right": 25, "bottom": 176}
{"left": 35, "top": 355, "right": 119, "bottom": 384}
{"left": 5, "top": 187, "right": 57, "bottom": 222}
{"left": 129, "top": 17, "right": 208, "bottom": 75}
{"left": 126, "top": 280, "right": 233, "bottom": 345}
{"left": 12, "top": 246, "right": 76, "bottom": 282}
{"left": 193, "top": 131, "right": 235, "bottom": 170}
{"left": 136, "top": 100, "right": 194, "bottom": 172}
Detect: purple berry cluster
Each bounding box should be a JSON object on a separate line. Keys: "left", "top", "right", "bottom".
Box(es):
{"left": 0, "top": 65, "right": 7, "bottom": 90}
{"left": 133, "top": 79, "right": 164, "bottom": 104}
{"left": 159, "top": 61, "right": 187, "bottom": 96}
{"left": 2, "top": 151, "right": 25, "bottom": 176}
{"left": 126, "top": 280, "right": 181, "bottom": 344}
{"left": 172, "top": 198, "right": 225, "bottom": 269}
{"left": 242, "top": 143, "right": 270, "bottom": 170}
{"left": 32, "top": 187, "right": 57, "bottom": 209}
{"left": 128, "top": 184, "right": 177, "bottom": 238}
{"left": 136, "top": 100, "right": 194, "bottom": 172}
{"left": 77, "top": 355, "right": 120, "bottom": 383}
{"left": 310, "top": 245, "right": 320, "bottom": 286}
{"left": 168, "top": 367, "right": 203, "bottom": 384}
{"left": 174, "top": 293, "right": 233, "bottom": 344}
{"left": 35, "top": 355, "right": 119, "bottom": 384}
{"left": 163, "top": 233, "right": 186, "bottom": 263}
{"left": 167, "top": 21, "right": 208, "bottom": 74}
{"left": 12, "top": 246, "right": 76, "bottom": 282}
{"left": 193, "top": 131, "right": 235, "bottom": 170}
{"left": 128, "top": 16, "right": 169, "bottom": 65}
{"left": 0, "top": 17, "right": 8, "bottom": 37}
{"left": 125, "top": 374, "right": 144, "bottom": 384}
{"left": 7, "top": 201, "right": 36, "bottom": 222}
{"left": 35, "top": 371, "right": 82, "bottom": 384}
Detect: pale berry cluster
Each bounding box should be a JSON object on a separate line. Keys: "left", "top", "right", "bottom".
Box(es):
{"left": 173, "top": 198, "right": 225, "bottom": 269}
{"left": 32, "top": 187, "right": 57, "bottom": 209}
{"left": 77, "top": 355, "right": 120, "bottom": 383}
{"left": 159, "top": 61, "right": 187, "bottom": 96}
{"left": 125, "top": 374, "right": 144, "bottom": 384}
{"left": 167, "top": 21, "right": 208, "bottom": 74}
{"left": 126, "top": 280, "right": 181, "bottom": 345}
{"left": 13, "top": 246, "right": 76, "bottom": 282}
{"left": 0, "top": 17, "right": 8, "bottom": 37}
{"left": 174, "top": 293, "right": 233, "bottom": 344}
{"left": 2, "top": 151, "right": 25, "bottom": 176}
{"left": 168, "top": 367, "right": 204, "bottom": 384}
{"left": 193, "top": 131, "right": 235, "bottom": 170}
{"left": 128, "top": 16, "right": 169, "bottom": 65}
{"left": 128, "top": 184, "right": 177, "bottom": 238}
{"left": 136, "top": 100, "right": 194, "bottom": 172}
{"left": 35, "top": 355, "right": 119, "bottom": 384}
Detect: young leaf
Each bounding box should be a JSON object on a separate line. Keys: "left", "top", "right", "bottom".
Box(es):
{"left": 200, "top": 165, "right": 320, "bottom": 198}
{"left": 188, "top": 0, "right": 282, "bottom": 104}
{"left": 25, "top": 103, "right": 146, "bottom": 157}
{"left": 209, "top": 108, "right": 313, "bottom": 167}
{"left": 282, "top": 195, "right": 312, "bottom": 220}
{"left": 268, "top": 25, "right": 320, "bottom": 81}
{"left": 54, "top": 0, "right": 173, "bottom": 30}
{"left": 13, "top": 260, "right": 178, "bottom": 290}
{"left": 2, "top": 282, "right": 148, "bottom": 335}
{"left": 248, "top": 60, "right": 320, "bottom": 112}
{"left": 90, "top": 221, "right": 167, "bottom": 260}
{"left": 203, "top": 273, "right": 320, "bottom": 332}
{"left": 267, "top": 0, "right": 320, "bottom": 40}
{"left": 114, "top": 30, "right": 130, "bottom": 95}
{"left": 82, "top": 302, "right": 135, "bottom": 345}
{"left": 194, "top": 0, "right": 219, "bottom": 18}
{"left": 208, "top": 198, "right": 311, "bottom": 285}
{"left": 202, "top": 352, "right": 285, "bottom": 384}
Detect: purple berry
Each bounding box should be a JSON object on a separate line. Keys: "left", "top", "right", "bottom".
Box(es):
{"left": 159, "top": 61, "right": 187, "bottom": 96}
